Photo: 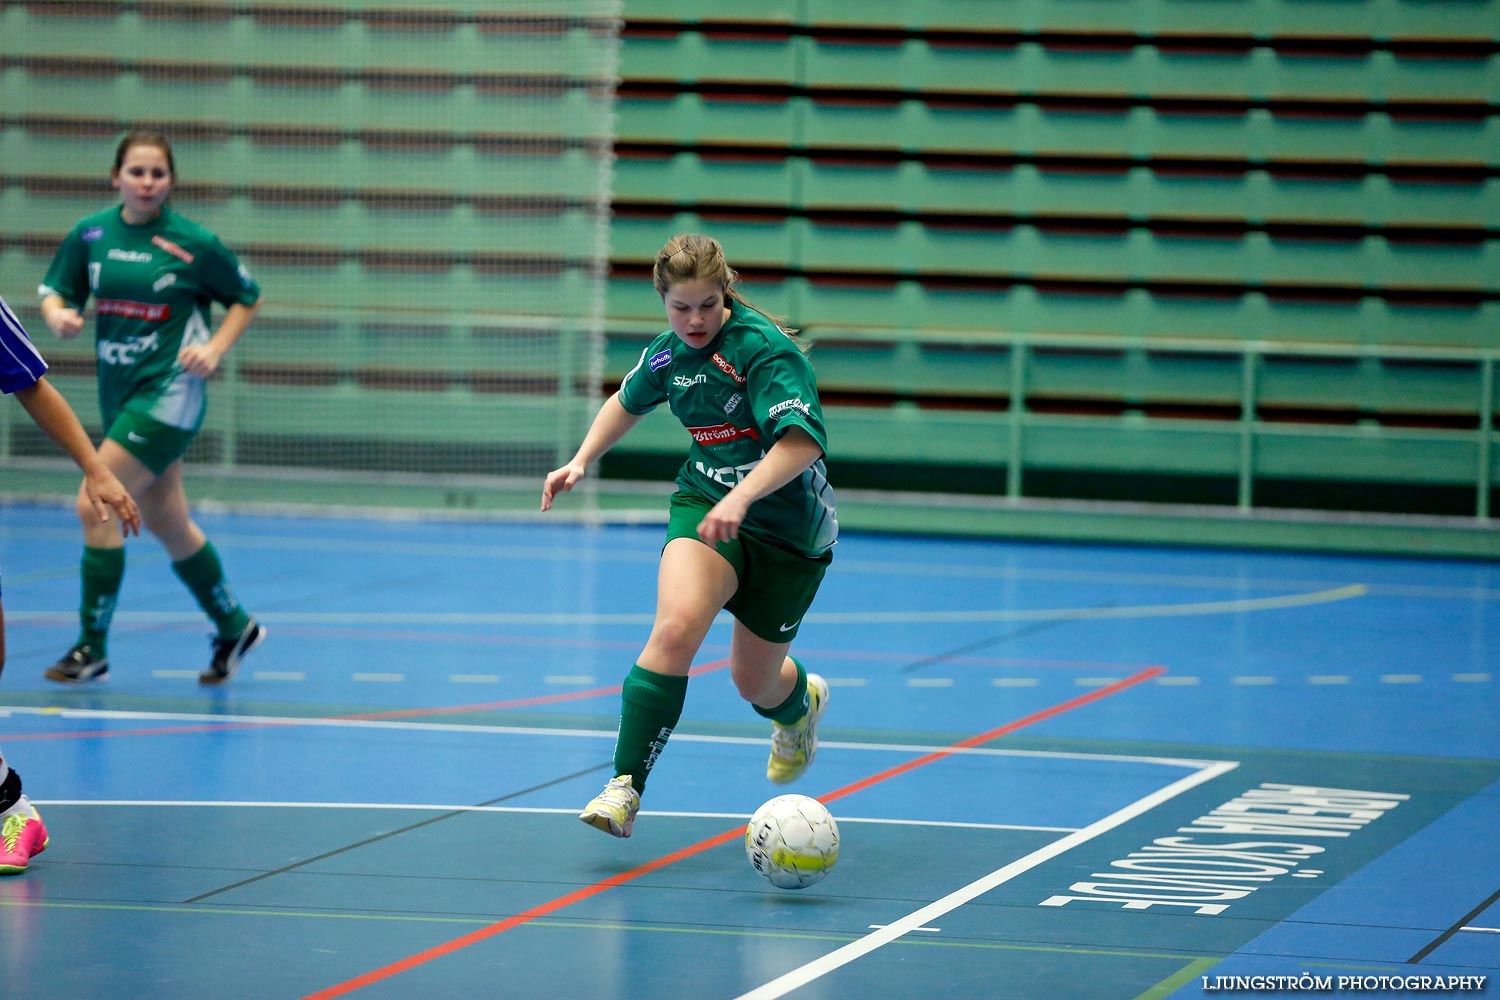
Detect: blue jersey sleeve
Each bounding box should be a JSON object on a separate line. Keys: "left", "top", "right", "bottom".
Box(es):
{"left": 0, "top": 292, "right": 48, "bottom": 394}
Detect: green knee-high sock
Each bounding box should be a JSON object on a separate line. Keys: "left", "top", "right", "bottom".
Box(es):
{"left": 78, "top": 545, "right": 125, "bottom": 655}
{"left": 171, "top": 541, "right": 251, "bottom": 639}
{"left": 753, "top": 656, "right": 808, "bottom": 724}
{"left": 614, "top": 664, "right": 689, "bottom": 794}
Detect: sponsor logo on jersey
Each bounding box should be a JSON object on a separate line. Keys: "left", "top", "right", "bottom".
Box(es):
{"left": 710, "top": 352, "right": 747, "bottom": 384}
{"left": 237, "top": 264, "right": 254, "bottom": 288}
{"left": 648, "top": 349, "right": 672, "bottom": 371}
{"left": 152, "top": 273, "right": 178, "bottom": 293}
{"left": 107, "top": 249, "right": 154, "bottom": 263}
{"left": 82, "top": 226, "right": 104, "bottom": 243}
{"left": 96, "top": 299, "right": 170, "bottom": 322}
{"left": 694, "top": 457, "right": 763, "bottom": 486}
{"left": 688, "top": 422, "right": 759, "bottom": 446}
{"left": 152, "top": 235, "right": 195, "bottom": 264}
{"left": 673, "top": 373, "right": 707, "bottom": 388}
{"left": 97, "top": 330, "right": 161, "bottom": 365}
{"left": 723, "top": 392, "right": 743, "bottom": 415}
{"left": 768, "top": 397, "right": 811, "bottom": 420}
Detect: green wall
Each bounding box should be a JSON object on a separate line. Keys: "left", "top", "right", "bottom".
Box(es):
{"left": 600, "top": 0, "right": 1498, "bottom": 555}
{"left": 2, "top": 0, "right": 1496, "bottom": 555}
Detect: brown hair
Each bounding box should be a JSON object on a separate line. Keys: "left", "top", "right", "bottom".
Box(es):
{"left": 652, "top": 233, "right": 801, "bottom": 342}
{"left": 113, "top": 129, "right": 176, "bottom": 178}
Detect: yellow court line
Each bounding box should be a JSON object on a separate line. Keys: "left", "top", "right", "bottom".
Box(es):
{"left": 0, "top": 899, "right": 1210, "bottom": 962}
{"left": 805, "top": 584, "right": 1369, "bottom": 624}
{"left": 1134, "top": 957, "right": 1221, "bottom": 1000}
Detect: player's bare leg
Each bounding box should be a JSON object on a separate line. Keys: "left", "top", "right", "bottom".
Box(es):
{"left": 733, "top": 623, "right": 828, "bottom": 785}
{"left": 46, "top": 442, "right": 154, "bottom": 683}
{"left": 581, "top": 538, "right": 737, "bottom": 837}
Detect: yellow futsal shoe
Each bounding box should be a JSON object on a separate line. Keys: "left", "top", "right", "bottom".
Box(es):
{"left": 767, "top": 673, "right": 829, "bottom": 785}
{"left": 579, "top": 775, "right": 641, "bottom": 838}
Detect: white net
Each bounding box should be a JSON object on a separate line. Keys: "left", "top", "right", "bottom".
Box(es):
{"left": 1, "top": 1, "right": 622, "bottom": 512}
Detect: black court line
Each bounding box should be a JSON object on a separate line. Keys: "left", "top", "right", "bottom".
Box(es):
{"left": 181, "top": 761, "right": 614, "bottom": 904}
{"left": 1407, "top": 886, "right": 1500, "bottom": 964}
{"left": 900, "top": 604, "right": 1115, "bottom": 673}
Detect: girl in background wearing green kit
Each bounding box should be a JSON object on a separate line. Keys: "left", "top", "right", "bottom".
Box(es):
{"left": 38, "top": 129, "right": 265, "bottom": 686}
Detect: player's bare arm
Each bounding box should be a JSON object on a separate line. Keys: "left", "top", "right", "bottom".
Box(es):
{"left": 12, "top": 378, "right": 141, "bottom": 535}
{"left": 39, "top": 294, "right": 84, "bottom": 339}
{"left": 698, "top": 427, "right": 823, "bottom": 544}
{"left": 541, "top": 393, "right": 642, "bottom": 510}
{"left": 178, "top": 300, "right": 260, "bottom": 377}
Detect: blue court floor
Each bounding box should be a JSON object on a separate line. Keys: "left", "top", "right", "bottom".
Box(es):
{"left": 1, "top": 502, "right": 1496, "bottom": 999}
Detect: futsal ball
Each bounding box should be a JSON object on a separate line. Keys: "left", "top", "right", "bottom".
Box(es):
{"left": 745, "top": 794, "right": 840, "bottom": 890}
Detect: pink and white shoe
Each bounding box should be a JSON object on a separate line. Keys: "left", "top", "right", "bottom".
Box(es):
{"left": 0, "top": 811, "right": 50, "bottom": 875}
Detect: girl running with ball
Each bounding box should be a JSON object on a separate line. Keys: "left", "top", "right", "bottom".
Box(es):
{"left": 542, "top": 233, "right": 838, "bottom": 837}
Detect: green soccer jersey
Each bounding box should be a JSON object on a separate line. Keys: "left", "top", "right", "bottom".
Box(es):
{"left": 39, "top": 204, "right": 260, "bottom": 430}
{"left": 618, "top": 300, "right": 838, "bottom": 557}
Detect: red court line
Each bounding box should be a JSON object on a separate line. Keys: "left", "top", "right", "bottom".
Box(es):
{"left": 821, "top": 665, "right": 1167, "bottom": 807}
{"left": 300, "top": 664, "right": 1167, "bottom": 1000}
{"left": 0, "top": 660, "right": 733, "bottom": 741}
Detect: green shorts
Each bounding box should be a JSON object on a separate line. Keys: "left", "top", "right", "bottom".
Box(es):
{"left": 105, "top": 408, "right": 196, "bottom": 475}
{"left": 666, "top": 491, "right": 832, "bottom": 643}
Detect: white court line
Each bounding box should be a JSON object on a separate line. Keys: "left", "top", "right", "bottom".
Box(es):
{"left": 3, "top": 582, "right": 1367, "bottom": 628}
{"left": 1460, "top": 926, "right": 1500, "bottom": 934}
{"left": 0, "top": 705, "right": 1227, "bottom": 770}
{"left": 734, "top": 758, "right": 1240, "bottom": 1000}
{"left": 26, "top": 800, "right": 1076, "bottom": 833}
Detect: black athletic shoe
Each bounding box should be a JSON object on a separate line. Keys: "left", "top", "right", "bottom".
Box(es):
{"left": 45, "top": 645, "right": 110, "bottom": 684}
{"left": 199, "top": 619, "right": 266, "bottom": 686}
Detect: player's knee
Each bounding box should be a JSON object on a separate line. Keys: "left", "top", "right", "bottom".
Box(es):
{"left": 140, "top": 501, "right": 186, "bottom": 541}
{"left": 73, "top": 488, "right": 97, "bottom": 525}
{"left": 652, "top": 614, "right": 699, "bottom": 651}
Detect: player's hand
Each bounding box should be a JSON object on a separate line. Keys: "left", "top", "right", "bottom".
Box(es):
{"left": 47, "top": 307, "right": 85, "bottom": 339}
{"left": 83, "top": 464, "right": 141, "bottom": 537}
{"left": 541, "top": 462, "right": 586, "bottom": 511}
{"left": 698, "top": 493, "right": 750, "bottom": 545}
{"left": 177, "top": 343, "right": 225, "bottom": 377}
